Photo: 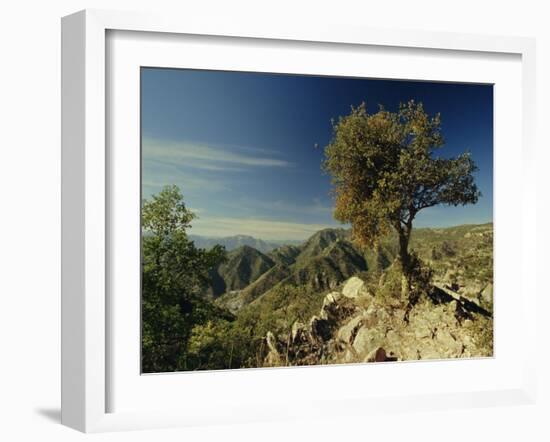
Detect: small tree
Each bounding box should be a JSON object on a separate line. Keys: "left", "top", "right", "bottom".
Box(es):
{"left": 141, "top": 185, "right": 227, "bottom": 372}
{"left": 323, "top": 101, "right": 480, "bottom": 301}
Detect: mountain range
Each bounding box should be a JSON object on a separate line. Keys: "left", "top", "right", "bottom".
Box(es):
{"left": 202, "top": 223, "right": 493, "bottom": 315}
{"left": 205, "top": 228, "right": 393, "bottom": 311}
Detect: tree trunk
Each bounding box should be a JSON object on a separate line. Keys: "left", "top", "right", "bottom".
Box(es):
{"left": 398, "top": 229, "right": 411, "bottom": 299}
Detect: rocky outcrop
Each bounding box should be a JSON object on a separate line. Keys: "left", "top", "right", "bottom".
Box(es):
{"left": 263, "top": 275, "right": 493, "bottom": 367}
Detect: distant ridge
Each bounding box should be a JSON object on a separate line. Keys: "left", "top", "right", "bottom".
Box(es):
{"left": 189, "top": 234, "right": 303, "bottom": 253}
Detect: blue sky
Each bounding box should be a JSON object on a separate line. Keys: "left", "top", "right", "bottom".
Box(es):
{"left": 141, "top": 68, "right": 493, "bottom": 241}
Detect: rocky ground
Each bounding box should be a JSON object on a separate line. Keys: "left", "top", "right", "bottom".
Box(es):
{"left": 263, "top": 274, "right": 493, "bottom": 367}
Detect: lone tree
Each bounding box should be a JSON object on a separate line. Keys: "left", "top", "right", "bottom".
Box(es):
{"left": 323, "top": 101, "right": 480, "bottom": 301}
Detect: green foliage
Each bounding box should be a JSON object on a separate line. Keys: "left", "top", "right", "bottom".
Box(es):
{"left": 238, "top": 284, "right": 323, "bottom": 360}
{"left": 241, "top": 284, "right": 324, "bottom": 335}
{"left": 187, "top": 284, "right": 325, "bottom": 369}
{"left": 141, "top": 185, "right": 228, "bottom": 373}
{"left": 186, "top": 320, "right": 253, "bottom": 370}
{"left": 375, "top": 262, "right": 405, "bottom": 303}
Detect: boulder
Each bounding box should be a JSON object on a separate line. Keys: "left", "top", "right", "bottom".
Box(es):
{"left": 342, "top": 276, "right": 366, "bottom": 299}
{"left": 352, "top": 326, "right": 384, "bottom": 357}
{"left": 337, "top": 314, "right": 366, "bottom": 344}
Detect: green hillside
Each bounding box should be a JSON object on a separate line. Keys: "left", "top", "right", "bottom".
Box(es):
{"left": 205, "top": 245, "right": 275, "bottom": 299}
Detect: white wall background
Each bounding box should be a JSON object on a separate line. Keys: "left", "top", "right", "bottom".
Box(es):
{"left": 0, "top": 1, "right": 547, "bottom": 440}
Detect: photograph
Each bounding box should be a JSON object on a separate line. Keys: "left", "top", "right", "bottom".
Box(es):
{"left": 140, "top": 68, "right": 494, "bottom": 373}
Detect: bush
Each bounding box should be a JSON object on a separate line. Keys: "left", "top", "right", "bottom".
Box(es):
{"left": 407, "top": 251, "right": 433, "bottom": 306}
{"left": 184, "top": 284, "right": 326, "bottom": 370}
{"left": 376, "top": 261, "right": 404, "bottom": 302}
{"left": 441, "top": 241, "right": 456, "bottom": 257}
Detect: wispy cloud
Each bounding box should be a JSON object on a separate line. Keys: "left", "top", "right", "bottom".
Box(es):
{"left": 271, "top": 199, "right": 331, "bottom": 216}
{"left": 141, "top": 152, "right": 230, "bottom": 198}
{"left": 141, "top": 138, "right": 337, "bottom": 239}
{"left": 142, "top": 138, "right": 293, "bottom": 171}
{"left": 230, "top": 196, "right": 333, "bottom": 218}
{"left": 190, "top": 216, "right": 339, "bottom": 241}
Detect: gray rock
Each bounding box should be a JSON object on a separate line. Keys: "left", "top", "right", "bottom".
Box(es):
{"left": 352, "top": 326, "right": 384, "bottom": 357}
{"left": 337, "top": 314, "right": 366, "bottom": 344}
{"left": 342, "top": 276, "right": 366, "bottom": 299}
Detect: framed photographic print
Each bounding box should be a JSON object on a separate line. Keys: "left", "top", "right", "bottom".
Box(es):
{"left": 61, "top": 9, "right": 537, "bottom": 432}
{"left": 139, "top": 68, "right": 494, "bottom": 373}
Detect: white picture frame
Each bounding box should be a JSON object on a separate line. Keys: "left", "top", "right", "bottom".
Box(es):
{"left": 61, "top": 9, "right": 537, "bottom": 433}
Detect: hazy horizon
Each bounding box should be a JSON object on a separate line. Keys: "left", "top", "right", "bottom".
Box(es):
{"left": 185, "top": 220, "right": 494, "bottom": 244}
